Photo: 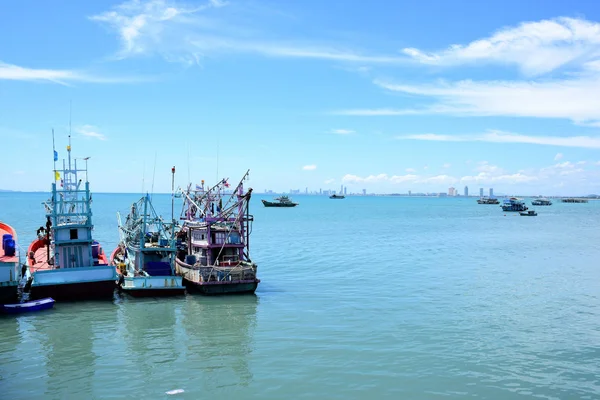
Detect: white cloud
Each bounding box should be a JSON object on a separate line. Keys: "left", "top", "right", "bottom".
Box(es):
{"left": 405, "top": 168, "right": 416, "bottom": 173}
{"left": 324, "top": 178, "right": 335, "bottom": 184}
{"left": 302, "top": 164, "right": 316, "bottom": 171}
{"left": 401, "top": 17, "right": 600, "bottom": 76}
{"left": 76, "top": 125, "right": 107, "bottom": 141}
{"left": 90, "top": 0, "right": 407, "bottom": 65}
{"left": 442, "top": 163, "right": 451, "bottom": 169}
{"left": 0, "top": 61, "right": 141, "bottom": 85}
{"left": 554, "top": 153, "right": 564, "bottom": 161}
{"left": 396, "top": 130, "right": 600, "bottom": 149}
{"left": 372, "top": 78, "right": 600, "bottom": 126}
{"left": 330, "top": 129, "right": 354, "bottom": 135}
{"left": 341, "top": 173, "right": 454, "bottom": 185}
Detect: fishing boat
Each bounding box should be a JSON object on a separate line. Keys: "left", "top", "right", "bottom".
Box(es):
{"left": 0, "top": 222, "right": 24, "bottom": 305}
{"left": 261, "top": 195, "right": 298, "bottom": 207}
{"left": 175, "top": 171, "right": 260, "bottom": 295}
{"left": 329, "top": 194, "right": 345, "bottom": 199}
{"left": 111, "top": 181, "right": 185, "bottom": 297}
{"left": 2, "top": 297, "right": 54, "bottom": 314}
{"left": 501, "top": 197, "right": 528, "bottom": 212}
{"left": 27, "top": 135, "right": 118, "bottom": 301}
{"left": 531, "top": 198, "right": 552, "bottom": 206}
{"left": 520, "top": 210, "right": 538, "bottom": 216}
{"left": 477, "top": 197, "right": 499, "bottom": 204}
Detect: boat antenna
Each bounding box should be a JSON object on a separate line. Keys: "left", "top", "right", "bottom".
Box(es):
{"left": 150, "top": 151, "right": 157, "bottom": 200}
{"left": 142, "top": 160, "right": 145, "bottom": 195}
{"left": 216, "top": 137, "right": 219, "bottom": 185}
{"left": 187, "top": 141, "right": 191, "bottom": 184}
{"left": 52, "top": 128, "right": 57, "bottom": 181}
{"left": 171, "top": 166, "right": 175, "bottom": 223}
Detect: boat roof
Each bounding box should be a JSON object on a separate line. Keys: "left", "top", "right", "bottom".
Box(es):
{"left": 0, "top": 221, "right": 18, "bottom": 263}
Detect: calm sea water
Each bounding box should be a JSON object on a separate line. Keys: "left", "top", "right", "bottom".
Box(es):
{"left": 1, "top": 192, "right": 599, "bottom": 399}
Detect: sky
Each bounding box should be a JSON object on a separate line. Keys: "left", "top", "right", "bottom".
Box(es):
{"left": 2, "top": 0, "right": 600, "bottom": 195}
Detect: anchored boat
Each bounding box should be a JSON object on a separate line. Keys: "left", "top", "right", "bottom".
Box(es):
{"left": 175, "top": 171, "right": 260, "bottom": 295}
{"left": 520, "top": 210, "right": 538, "bottom": 216}
{"left": 329, "top": 194, "right": 345, "bottom": 199}
{"left": 477, "top": 197, "right": 499, "bottom": 204}
{"left": 532, "top": 198, "right": 552, "bottom": 206}
{"left": 501, "top": 198, "right": 528, "bottom": 212}
{"left": 27, "top": 135, "right": 117, "bottom": 301}
{"left": 261, "top": 195, "right": 298, "bottom": 207}
{"left": 111, "top": 186, "right": 185, "bottom": 297}
{"left": 0, "top": 222, "right": 24, "bottom": 305}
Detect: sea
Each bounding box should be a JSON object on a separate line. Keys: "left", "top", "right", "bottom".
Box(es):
{"left": 1, "top": 192, "right": 599, "bottom": 399}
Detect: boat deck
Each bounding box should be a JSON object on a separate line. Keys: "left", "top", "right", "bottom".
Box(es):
{"left": 28, "top": 240, "right": 109, "bottom": 273}
{"left": 0, "top": 223, "right": 18, "bottom": 264}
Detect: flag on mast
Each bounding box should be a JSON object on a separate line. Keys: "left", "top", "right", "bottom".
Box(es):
{"left": 54, "top": 151, "right": 58, "bottom": 161}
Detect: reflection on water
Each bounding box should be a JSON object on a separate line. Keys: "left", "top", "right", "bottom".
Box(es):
{"left": 182, "top": 294, "right": 258, "bottom": 393}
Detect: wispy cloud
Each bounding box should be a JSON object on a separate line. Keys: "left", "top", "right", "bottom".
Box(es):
{"left": 76, "top": 125, "right": 107, "bottom": 141}
{"left": 330, "top": 129, "right": 355, "bottom": 135}
{"left": 402, "top": 17, "right": 600, "bottom": 76}
{"left": 324, "top": 178, "right": 335, "bottom": 184}
{"left": 0, "top": 61, "right": 149, "bottom": 85}
{"left": 90, "top": 0, "right": 407, "bottom": 65}
{"left": 396, "top": 130, "right": 600, "bottom": 149}
{"left": 554, "top": 153, "right": 564, "bottom": 161}
{"left": 302, "top": 164, "right": 317, "bottom": 171}
{"left": 371, "top": 78, "right": 600, "bottom": 126}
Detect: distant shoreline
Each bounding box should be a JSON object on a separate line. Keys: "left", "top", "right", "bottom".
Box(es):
{"left": 1, "top": 190, "right": 598, "bottom": 199}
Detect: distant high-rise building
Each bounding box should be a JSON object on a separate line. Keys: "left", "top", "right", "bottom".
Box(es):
{"left": 464, "top": 186, "right": 469, "bottom": 197}
{"left": 479, "top": 188, "right": 484, "bottom": 197}
{"left": 362, "top": 189, "right": 366, "bottom": 195}
{"left": 319, "top": 188, "right": 322, "bottom": 195}
{"left": 344, "top": 187, "right": 347, "bottom": 195}
{"left": 340, "top": 184, "right": 344, "bottom": 194}
{"left": 408, "top": 190, "right": 412, "bottom": 196}
{"left": 489, "top": 188, "right": 494, "bottom": 197}
{"left": 448, "top": 186, "right": 456, "bottom": 196}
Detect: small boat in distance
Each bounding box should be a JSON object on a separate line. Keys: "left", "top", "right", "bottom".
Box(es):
{"left": 329, "top": 194, "right": 345, "bottom": 199}
{"left": 111, "top": 186, "right": 185, "bottom": 297}
{"left": 2, "top": 297, "right": 54, "bottom": 314}
{"left": 561, "top": 198, "right": 588, "bottom": 203}
{"left": 532, "top": 198, "right": 552, "bottom": 206}
{"left": 477, "top": 197, "right": 499, "bottom": 204}
{"left": 262, "top": 195, "right": 298, "bottom": 207}
{"left": 0, "top": 222, "right": 23, "bottom": 305}
{"left": 520, "top": 210, "right": 538, "bottom": 216}
{"left": 501, "top": 198, "right": 528, "bottom": 212}
{"left": 27, "top": 136, "right": 117, "bottom": 301}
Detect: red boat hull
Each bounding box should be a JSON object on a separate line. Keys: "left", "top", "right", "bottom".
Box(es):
{"left": 30, "top": 280, "right": 116, "bottom": 301}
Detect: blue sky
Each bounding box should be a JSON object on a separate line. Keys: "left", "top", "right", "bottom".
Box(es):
{"left": 2, "top": 0, "right": 600, "bottom": 195}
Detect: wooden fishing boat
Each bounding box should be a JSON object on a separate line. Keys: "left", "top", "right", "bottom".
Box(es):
{"left": 0, "top": 221, "right": 23, "bottom": 305}
{"left": 501, "top": 198, "right": 528, "bottom": 212}
{"left": 27, "top": 135, "right": 117, "bottom": 301}
{"left": 110, "top": 175, "right": 185, "bottom": 297}
{"left": 2, "top": 297, "right": 54, "bottom": 314}
{"left": 175, "top": 172, "right": 260, "bottom": 295}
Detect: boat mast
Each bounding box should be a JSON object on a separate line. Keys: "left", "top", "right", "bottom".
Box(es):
{"left": 171, "top": 166, "right": 175, "bottom": 224}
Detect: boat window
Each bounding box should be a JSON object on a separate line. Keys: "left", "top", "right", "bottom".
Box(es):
{"left": 70, "top": 229, "right": 78, "bottom": 240}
